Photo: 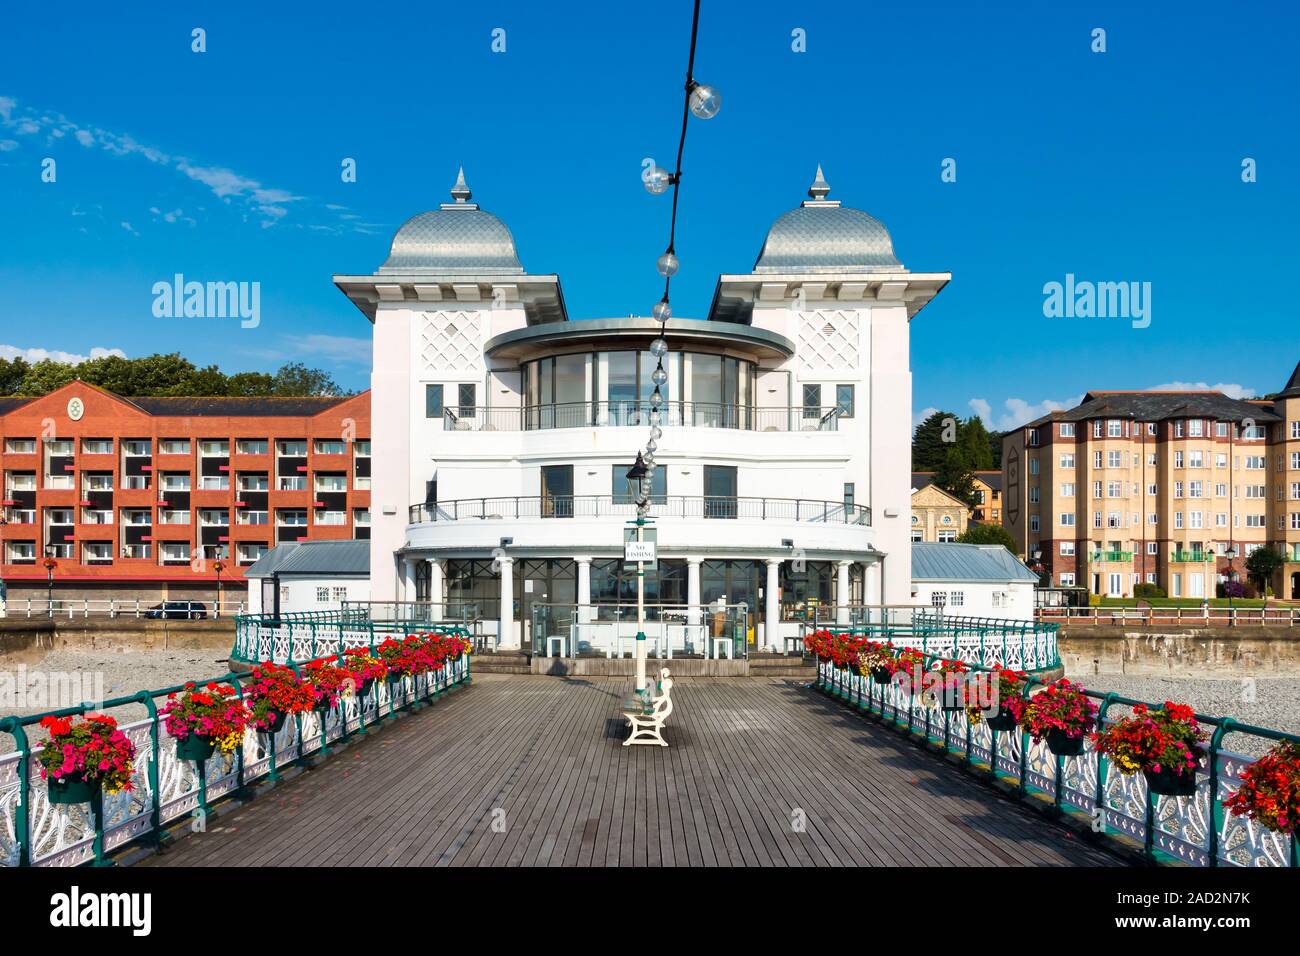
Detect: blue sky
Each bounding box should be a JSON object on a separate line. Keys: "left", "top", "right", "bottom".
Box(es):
{"left": 0, "top": 0, "right": 1296, "bottom": 428}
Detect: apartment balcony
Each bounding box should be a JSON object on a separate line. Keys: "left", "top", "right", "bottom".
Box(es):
{"left": 406, "top": 494, "right": 872, "bottom": 559}
{"left": 441, "top": 402, "right": 842, "bottom": 433}
{"left": 1170, "top": 551, "right": 1214, "bottom": 563}
{"left": 1088, "top": 551, "right": 1133, "bottom": 562}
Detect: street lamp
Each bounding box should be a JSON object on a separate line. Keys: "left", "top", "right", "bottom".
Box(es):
{"left": 43, "top": 552, "right": 56, "bottom": 618}
{"left": 1224, "top": 545, "right": 1238, "bottom": 616}
{"left": 213, "top": 559, "right": 225, "bottom": 619}
{"left": 626, "top": 454, "right": 653, "bottom": 695}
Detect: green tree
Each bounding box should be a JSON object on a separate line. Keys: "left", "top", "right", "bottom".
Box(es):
{"left": 934, "top": 446, "right": 978, "bottom": 508}
{"left": 912, "top": 409, "right": 960, "bottom": 471}
{"left": 955, "top": 522, "right": 1018, "bottom": 551}
{"left": 272, "top": 362, "right": 344, "bottom": 397}
{"left": 16, "top": 359, "right": 77, "bottom": 395}
{"left": 987, "top": 429, "right": 1005, "bottom": 469}
{"left": 0, "top": 356, "right": 30, "bottom": 394}
{"left": 226, "top": 371, "right": 277, "bottom": 396}
{"left": 1245, "top": 546, "right": 1285, "bottom": 596}
{"left": 959, "top": 415, "right": 994, "bottom": 470}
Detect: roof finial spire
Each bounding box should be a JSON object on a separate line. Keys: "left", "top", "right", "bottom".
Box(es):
{"left": 450, "top": 166, "right": 472, "bottom": 203}
{"left": 808, "top": 164, "right": 830, "bottom": 200}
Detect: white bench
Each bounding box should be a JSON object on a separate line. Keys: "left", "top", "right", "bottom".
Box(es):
{"left": 623, "top": 668, "right": 674, "bottom": 747}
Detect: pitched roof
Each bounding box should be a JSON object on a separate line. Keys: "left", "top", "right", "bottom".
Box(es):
{"left": 1019, "top": 390, "right": 1279, "bottom": 429}
{"left": 128, "top": 396, "right": 355, "bottom": 416}
{"left": 910, "top": 472, "right": 935, "bottom": 491}
{"left": 973, "top": 470, "right": 1002, "bottom": 491}
{"left": 0, "top": 397, "right": 31, "bottom": 414}
{"left": 911, "top": 543, "right": 1038, "bottom": 583}
{"left": 1280, "top": 359, "right": 1300, "bottom": 399}
{"left": 245, "top": 540, "right": 370, "bottom": 578}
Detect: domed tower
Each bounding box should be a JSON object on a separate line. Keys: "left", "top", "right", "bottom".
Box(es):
{"left": 709, "top": 167, "right": 951, "bottom": 606}
{"left": 335, "top": 170, "right": 567, "bottom": 600}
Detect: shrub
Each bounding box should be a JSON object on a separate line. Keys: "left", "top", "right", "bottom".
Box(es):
{"left": 1133, "top": 583, "right": 1166, "bottom": 600}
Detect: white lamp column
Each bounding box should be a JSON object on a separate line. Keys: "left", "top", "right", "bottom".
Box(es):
{"left": 427, "top": 558, "right": 445, "bottom": 619}
{"left": 836, "top": 560, "right": 851, "bottom": 625}
{"left": 497, "top": 556, "right": 515, "bottom": 649}
{"left": 765, "top": 558, "right": 781, "bottom": 652}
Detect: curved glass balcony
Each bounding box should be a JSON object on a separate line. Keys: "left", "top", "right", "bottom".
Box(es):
{"left": 442, "top": 402, "right": 841, "bottom": 432}
{"left": 410, "top": 494, "right": 869, "bottom": 525}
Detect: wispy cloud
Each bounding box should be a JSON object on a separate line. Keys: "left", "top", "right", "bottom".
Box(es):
{"left": 0, "top": 94, "right": 365, "bottom": 231}
{"left": 0, "top": 344, "right": 127, "bottom": 365}
{"left": 1150, "top": 380, "right": 1255, "bottom": 400}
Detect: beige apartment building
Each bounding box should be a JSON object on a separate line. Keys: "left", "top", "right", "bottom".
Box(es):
{"left": 1002, "top": 362, "right": 1300, "bottom": 600}
{"left": 909, "top": 476, "right": 969, "bottom": 542}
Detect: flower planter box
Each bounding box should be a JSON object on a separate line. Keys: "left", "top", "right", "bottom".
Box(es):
{"left": 1144, "top": 766, "right": 1198, "bottom": 797}
{"left": 175, "top": 734, "right": 217, "bottom": 761}
{"left": 259, "top": 711, "right": 288, "bottom": 735}
{"left": 870, "top": 666, "right": 893, "bottom": 684}
{"left": 986, "top": 710, "right": 1020, "bottom": 732}
{"left": 48, "top": 774, "right": 100, "bottom": 805}
{"left": 1046, "top": 728, "right": 1085, "bottom": 757}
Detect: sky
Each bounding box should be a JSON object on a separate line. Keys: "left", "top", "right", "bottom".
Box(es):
{"left": 0, "top": 0, "right": 1296, "bottom": 429}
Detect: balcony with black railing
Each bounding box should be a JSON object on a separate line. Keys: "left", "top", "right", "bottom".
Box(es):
{"left": 409, "top": 494, "right": 869, "bottom": 525}
{"left": 441, "top": 402, "right": 842, "bottom": 432}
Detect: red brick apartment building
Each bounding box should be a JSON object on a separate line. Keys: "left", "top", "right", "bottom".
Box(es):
{"left": 0, "top": 381, "right": 370, "bottom": 605}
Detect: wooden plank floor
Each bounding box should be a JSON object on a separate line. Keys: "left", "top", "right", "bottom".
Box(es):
{"left": 138, "top": 675, "right": 1121, "bottom": 867}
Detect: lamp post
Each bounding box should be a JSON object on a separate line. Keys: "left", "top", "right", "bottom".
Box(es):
{"left": 626, "top": 454, "right": 653, "bottom": 695}
{"left": 213, "top": 559, "right": 225, "bottom": 619}
{"left": 1224, "top": 545, "right": 1238, "bottom": 616}
{"left": 43, "top": 553, "right": 56, "bottom": 619}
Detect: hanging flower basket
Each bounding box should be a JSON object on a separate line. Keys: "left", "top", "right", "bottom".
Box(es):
{"left": 1046, "top": 728, "right": 1085, "bottom": 756}
{"left": 176, "top": 734, "right": 217, "bottom": 761}
{"left": 160, "top": 682, "right": 250, "bottom": 761}
{"left": 967, "top": 668, "right": 1030, "bottom": 733}
{"left": 1224, "top": 741, "right": 1300, "bottom": 835}
{"left": 1023, "top": 680, "right": 1097, "bottom": 757}
{"left": 1144, "top": 766, "right": 1198, "bottom": 797}
{"left": 37, "top": 714, "right": 136, "bottom": 804}
{"left": 871, "top": 666, "right": 893, "bottom": 685}
{"left": 243, "top": 663, "right": 314, "bottom": 735}
{"left": 1093, "top": 701, "right": 1206, "bottom": 797}
{"left": 259, "top": 710, "right": 288, "bottom": 736}
{"left": 48, "top": 772, "right": 102, "bottom": 806}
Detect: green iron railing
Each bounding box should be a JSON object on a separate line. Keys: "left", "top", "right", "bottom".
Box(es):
{"left": 0, "top": 620, "right": 471, "bottom": 867}
{"left": 1089, "top": 551, "right": 1134, "bottom": 562}
{"left": 1170, "top": 551, "right": 1214, "bottom": 562}
{"left": 811, "top": 652, "right": 1299, "bottom": 868}
{"left": 804, "top": 611, "right": 1060, "bottom": 671}
{"left": 231, "top": 609, "right": 473, "bottom": 665}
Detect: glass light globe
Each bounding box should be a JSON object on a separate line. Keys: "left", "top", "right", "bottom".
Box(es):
{"left": 644, "top": 166, "right": 672, "bottom": 195}
{"left": 689, "top": 84, "right": 721, "bottom": 120}
{"left": 649, "top": 337, "right": 668, "bottom": 357}
{"left": 650, "top": 387, "right": 663, "bottom": 407}
{"left": 643, "top": 453, "right": 656, "bottom": 469}
{"left": 646, "top": 439, "right": 657, "bottom": 454}
{"left": 656, "top": 252, "right": 679, "bottom": 277}
{"left": 651, "top": 367, "right": 667, "bottom": 387}
{"left": 649, "top": 409, "right": 662, "bottom": 426}
{"left": 652, "top": 300, "right": 672, "bottom": 322}
{"left": 650, "top": 425, "right": 662, "bottom": 440}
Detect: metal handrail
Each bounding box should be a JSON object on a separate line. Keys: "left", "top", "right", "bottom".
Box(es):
{"left": 0, "top": 622, "right": 471, "bottom": 867}
{"left": 813, "top": 640, "right": 1300, "bottom": 868}
{"left": 1036, "top": 605, "right": 1300, "bottom": 627}
{"left": 408, "top": 494, "right": 870, "bottom": 526}
{"left": 442, "top": 401, "right": 843, "bottom": 432}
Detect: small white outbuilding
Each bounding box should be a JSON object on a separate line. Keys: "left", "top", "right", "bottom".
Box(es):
{"left": 245, "top": 540, "right": 371, "bottom": 616}
{"left": 911, "top": 542, "right": 1038, "bottom": 621}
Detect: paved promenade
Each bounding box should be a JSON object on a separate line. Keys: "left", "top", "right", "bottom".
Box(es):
{"left": 140, "top": 675, "right": 1120, "bottom": 867}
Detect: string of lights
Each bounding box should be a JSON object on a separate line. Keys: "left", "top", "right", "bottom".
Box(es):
{"left": 633, "top": 0, "right": 721, "bottom": 515}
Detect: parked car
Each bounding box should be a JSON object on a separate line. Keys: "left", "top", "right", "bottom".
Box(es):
{"left": 144, "top": 601, "right": 208, "bottom": 620}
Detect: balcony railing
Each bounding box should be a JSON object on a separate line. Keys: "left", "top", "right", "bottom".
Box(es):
{"left": 1088, "top": 551, "right": 1133, "bottom": 562}
{"left": 409, "top": 494, "right": 870, "bottom": 525}
{"left": 442, "top": 402, "right": 842, "bottom": 433}
{"left": 1170, "top": 551, "right": 1213, "bottom": 562}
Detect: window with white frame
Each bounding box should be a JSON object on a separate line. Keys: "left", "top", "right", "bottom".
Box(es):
{"left": 236, "top": 439, "right": 269, "bottom": 455}
{"left": 159, "top": 439, "right": 190, "bottom": 455}
{"left": 1060, "top": 512, "right": 1075, "bottom": 526}
{"left": 1059, "top": 573, "right": 1075, "bottom": 586}
{"left": 1108, "top": 451, "right": 1122, "bottom": 468}
{"left": 1060, "top": 423, "right": 1074, "bottom": 437}
{"left": 1108, "top": 420, "right": 1122, "bottom": 437}
{"left": 1029, "top": 516, "right": 1040, "bottom": 532}
{"left": 1060, "top": 541, "right": 1075, "bottom": 555}
{"left": 1061, "top": 482, "right": 1075, "bottom": 496}
{"left": 1060, "top": 453, "right": 1075, "bottom": 468}
{"left": 1093, "top": 451, "right": 1102, "bottom": 469}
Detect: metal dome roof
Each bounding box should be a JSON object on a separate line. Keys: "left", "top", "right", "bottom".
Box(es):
{"left": 377, "top": 168, "right": 525, "bottom": 275}
{"left": 752, "top": 166, "right": 901, "bottom": 274}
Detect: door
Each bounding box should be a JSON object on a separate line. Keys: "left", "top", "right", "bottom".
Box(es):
{"left": 1107, "top": 573, "right": 1122, "bottom": 597}
{"left": 517, "top": 559, "right": 576, "bottom": 653}
{"left": 541, "top": 465, "right": 574, "bottom": 517}
{"left": 1292, "top": 572, "right": 1300, "bottom": 600}
{"left": 703, "top": 465, "right": 737, "bottom": 518}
